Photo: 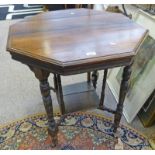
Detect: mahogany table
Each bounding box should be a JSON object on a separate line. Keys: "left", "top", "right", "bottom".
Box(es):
{"left": 7, "top": 9, "right": 148, "bottom": 146}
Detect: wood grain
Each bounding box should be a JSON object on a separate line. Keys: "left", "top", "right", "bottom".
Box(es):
{"left": 7, "top": 9, "right": 148, "bottom": 75}
{"left": 6, "top": 9, "right": 149, "bottom": 142}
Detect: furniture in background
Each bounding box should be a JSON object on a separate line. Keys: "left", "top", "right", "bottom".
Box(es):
{"left": 138, "top": 89, "right": 155, "bottom": 127}
{"left": 104, "top": 4, "right": 130, "bottom": 17}
{"left": 7, "top": 9, "right": 147, "bottom": 146}
{"left": 107, "top": 9, "right": 155, "bottom": 123}
{"left": 134, "top": 9, "right": 155, "bottom": 39}
{"left": 133, "top": 4, "right": 155, "bottom": 15}
{"left": 44, "top": 4, "right": 93, "bottom": 11}
{"left": 107, "top": 35, "right": 155, "bottom": 123}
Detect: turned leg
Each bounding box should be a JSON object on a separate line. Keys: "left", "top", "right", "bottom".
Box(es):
{"left": 53, "top": 74, "right": 58, "bottom": 91}
{"left": 29, "top": 67, "right": 58, "bottom": 147}
{"left": 40, "top": 79, "right": 58, "bottom": 147}
{"left": 113, "top": 64, "right": 132, "bottom": 134}
{"left": 92, "top": 70, "right": 99, "bottom": 89}
{"left": 56, "top": 74, "right": 66, "bottom": 115}
{"left": 54, "top": 74, "right": 60, "bottom": 106}
{"left": 99, "top": 69, "right": 108, "bottom": 108}
{"left": 87, "top": 72, "right": 91, "bottom": 83}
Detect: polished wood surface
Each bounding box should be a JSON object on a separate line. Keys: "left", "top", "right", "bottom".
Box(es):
{"left": 7, "top": 9, "right": 147, "bottom": 75}
{"left": 7, "top": 9, "right": 149, "bottom": 145}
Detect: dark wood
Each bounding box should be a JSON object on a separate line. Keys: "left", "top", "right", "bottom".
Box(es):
{"left": 7, "top": 9, "right": 148, "bottom": 75}
{"left": 99, "top": 69, "right": 108, "bottom": 108}
{"left": 62, "top": 82, "right": 99, "bottom": 113}
{"left": 92, "top": 70, "right": 99, "bottom": 89}
{"left": 6, "top": 9, "right": 148, "bottom": 145}
{"left": 98, "top": 106, "right": 116, "bottom": 114}
{"left": 112, "top": 63, "right": 132, "bottom": 134}
{"left": 28, "top": 66, "right": 58, "bottom": 147}
{"left": 64, "top": 4, "right": 90, "bottom": 9}
{"left": 10, "top": 52, "right": 133, "bottom": 75}
{"left": 45, "top": 4, "right": 92, "bottom": 11}
{"left": 54, "top": 74, "right": 60, "bottom": 108}
{"left": 87, "top": 72, "right": 91, "bottom": 83}
{"left": 56, "top": 75, "right": 66, "bottom": 114}
{"left": 53, "top": 74, "right": 58, "bottom": 91}
{"left": 90, "top": 4, "right": 94, "bottom": 9}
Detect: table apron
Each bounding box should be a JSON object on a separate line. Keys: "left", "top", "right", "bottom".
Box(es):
{"left": 10, "top": 52, "right": 133, "bottom": 76}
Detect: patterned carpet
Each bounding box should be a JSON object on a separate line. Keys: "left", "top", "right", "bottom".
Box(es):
{"left": 0, "top": 4, "right": 43, "bottom": 20}
{"left": 0, "top": 112, "right": 151, "bottom": 150}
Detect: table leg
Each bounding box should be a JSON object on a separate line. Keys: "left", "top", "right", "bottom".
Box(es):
{"left": 87, "top": 72, "right": 91, "bottom": 83}
{"left": 29, "top": 67, "right": 58, "bottom": 147}
{"left": 99, "top": 69, "right": 108, "bottom": 108}
{"left": 56, "top": 74, "right": 66, "bottom": 115}
{"left": 113, "top": 64, "right": 132, "bottom": 134}
{"left": 54, "top": 74, "right": 61, "bottom": 107}
{"left": 53, "top": 74, "right": 58, "bottom": 91}
{"left": 92, "top": 70, "right": 99, "bottom": 89}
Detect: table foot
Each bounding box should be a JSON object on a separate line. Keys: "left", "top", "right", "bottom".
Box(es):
{"left": 112, "top": 64, "right": 132, "bottom": 133}
{"left": 98, "top": 105, "right": 115, "bottom": 114}
{"left": 114, "top": 137, "right": 124, "bottom": 150}
{"left": 46, "top": 120, "right": 58, "bottom": 147}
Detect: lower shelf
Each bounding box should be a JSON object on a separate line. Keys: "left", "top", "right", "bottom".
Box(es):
{"left": 61, "top": 81, "right": 99, "bottom": 113}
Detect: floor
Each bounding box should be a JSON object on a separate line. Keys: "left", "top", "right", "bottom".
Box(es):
{"left": 0, "top": 5, "right": 155, "bottom": 141}
{"left": 0, "top": 4, "right": 43, "bottom": 20}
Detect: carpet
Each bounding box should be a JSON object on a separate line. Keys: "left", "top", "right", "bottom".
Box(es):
{"left": 0, "top": 112, "right": 151, "bottom": 150}
{"left": 149, "top": 137, "right": 155, "bottom": 149}
{"left": 0, "top": 4, "right": 43, "bottom": 20}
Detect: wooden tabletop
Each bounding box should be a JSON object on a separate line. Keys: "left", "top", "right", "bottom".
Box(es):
{"left": 7, "top": 9, "right": 148, "bottom": 75}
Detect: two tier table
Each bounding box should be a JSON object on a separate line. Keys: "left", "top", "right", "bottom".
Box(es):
{"left": 7, "top": 9, "right": 148, "bottom": 146}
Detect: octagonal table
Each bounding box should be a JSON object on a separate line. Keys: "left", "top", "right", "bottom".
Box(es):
{"left": 7, "top": 8, "right": 148, "bottom": 146}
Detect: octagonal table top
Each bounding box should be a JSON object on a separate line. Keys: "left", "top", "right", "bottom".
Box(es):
{"left": 7, "top": 8, "right": 148, "bottom": 75}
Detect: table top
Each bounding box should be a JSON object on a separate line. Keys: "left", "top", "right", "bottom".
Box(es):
{"left": 7, "top": 9, "right": 148, "bottom": 75}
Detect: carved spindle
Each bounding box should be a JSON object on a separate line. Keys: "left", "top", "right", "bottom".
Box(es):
{"left": 40, "top": 80, "right": 58, "bottom": 147}
{"left": 92, "top": 70, "right": 99, "bottom": 89}
{"left": 29, "top": 67, "right": 58, "bottom": 147}
{"left": 99, "top": 69, "right": 108, "bottom": 108}
{"left": 113, "top": 64, "right": 132, "bottom": 134}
